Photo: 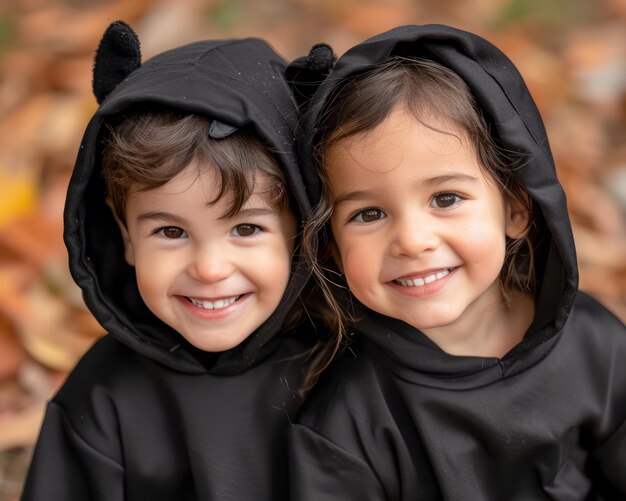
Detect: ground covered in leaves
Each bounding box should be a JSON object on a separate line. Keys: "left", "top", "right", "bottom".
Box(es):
{"left": 0, "top": 0, "right": 625, "bottom": 498}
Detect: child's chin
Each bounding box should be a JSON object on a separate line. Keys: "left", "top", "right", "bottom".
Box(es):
{"left": 184, "top": 334, "right": 248, "bottom": 353}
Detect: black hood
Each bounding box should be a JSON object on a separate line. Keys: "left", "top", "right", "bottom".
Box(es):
{"left": 64, "top": 26, "right": 311, "bottom": 375}
{"left": 300, "top": 24, "right": 579, "bottom": 383}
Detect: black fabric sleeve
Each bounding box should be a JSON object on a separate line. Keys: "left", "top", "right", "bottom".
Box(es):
{"left": 590, "top": 418, "right": 626, "bottom": 498}
{"left": 288, "top": 423, "right": 386, "bottom": 501}
{"left": 21, "top": 402, "right": 125, "bottom": 501}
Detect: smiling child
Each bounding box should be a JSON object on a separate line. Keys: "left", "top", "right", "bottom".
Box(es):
{"left": 22, "top": 21, "right": 317, "bottom": 501}
{"left": 289, "top": 25, "right": 626, "bottom": 499}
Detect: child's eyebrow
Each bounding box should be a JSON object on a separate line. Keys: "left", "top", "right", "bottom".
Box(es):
{"left": 136, "top": 211, "right": 188, "bottom": 225}
{"left": 333, "top": 190, "right": 375, "bottom": 209}
{"left": 237, "top": 206, "right": 280, "bottom": 216}
{"left": 422, "top": 173, "right": 479, "bottom": 187}
{"left": 219, "top": 206, "right": 280, "bottom": 220}
{"left": 333, "top": 174, "right": 480, "bottom": 208}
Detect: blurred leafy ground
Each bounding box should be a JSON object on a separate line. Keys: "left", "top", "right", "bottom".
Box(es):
{"left": 0, "top": 0, "right": 625, "bottom": 498}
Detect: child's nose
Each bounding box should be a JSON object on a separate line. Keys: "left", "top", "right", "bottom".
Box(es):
{"left": 389, "top": 216, "right": 438, "bottom": 258}
{"left": 188, "top": 244, "right": 233, "bottom": 283}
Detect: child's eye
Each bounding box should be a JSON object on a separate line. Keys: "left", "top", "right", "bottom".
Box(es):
{"left": 158, "top": 226, "right": 187, "bottom": 239}
{"left": 231, "top": 224, "right": 262, "bottom": 237}
{"left": 431, "top": 193, "right": 463, "bottom": 209}
{"left": 351, "top": 208, "right": 386, "bottom": 223}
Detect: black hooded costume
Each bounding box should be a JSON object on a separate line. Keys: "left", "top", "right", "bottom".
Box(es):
{"left": 22, "top": 21, "right": 316, "bottom": 501}
{"left": 288, "top": 25, "right": 626, "bottom": 500}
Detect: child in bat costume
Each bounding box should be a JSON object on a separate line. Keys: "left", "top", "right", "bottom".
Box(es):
{"left": 288, "top": 24, "right": 626, "bottom": 500}
{"left": 21, "top": 21, "right": 323, "bottom": 501}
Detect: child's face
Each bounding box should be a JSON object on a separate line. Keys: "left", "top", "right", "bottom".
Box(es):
{"left": 326, "top": 107, "right": 528, "bottom": 351}
{"left": 117, "top": 165, "right": 296, "bottom": 352}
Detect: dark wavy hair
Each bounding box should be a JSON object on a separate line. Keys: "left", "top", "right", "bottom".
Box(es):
{"left": 102, "top": 110, "right": 288, "bottom": 224}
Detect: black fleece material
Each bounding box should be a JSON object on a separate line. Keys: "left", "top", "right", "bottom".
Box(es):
{"left": 22, "top": 28, "right": 315, "bottom": 501}
{"left": 288, "top": 24, "right": 626, "bottom": 500}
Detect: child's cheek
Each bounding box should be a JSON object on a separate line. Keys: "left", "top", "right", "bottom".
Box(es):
{"left": 339, "top": 243, "right": 379, "bottom": 299}
{"left": 459, "top": 220, "right": 507, "bottom": 268}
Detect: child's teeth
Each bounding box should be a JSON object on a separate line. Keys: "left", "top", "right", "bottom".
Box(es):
{"left": 395, "top": 269, "right": 449, "bottom": 287}
{"left": 189, "top": 295, "right": 240, "bottom": 310}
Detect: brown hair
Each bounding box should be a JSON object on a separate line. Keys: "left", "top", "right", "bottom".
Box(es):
{"left": 102, "top": 110, "right": 288, "bottom": 224}
{"left": 302, "top": 57, "right": 537, "bottom": 382}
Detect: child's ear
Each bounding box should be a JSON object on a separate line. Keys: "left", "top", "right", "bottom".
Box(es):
{"left": 505, "top": 195, "right": 531, "bottom": 240}
{"left": 106, "top": 198, "right": 135, "bottom": 266}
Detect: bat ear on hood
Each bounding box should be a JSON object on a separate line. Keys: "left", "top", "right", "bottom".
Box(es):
{"left": 286, "top": 43, "right": 335, "bottom": 109}
{"left": 305, "top": 43, "right": 336, "bottom": 72}
{"left": 92, "top": 20, "right": 142, "bottom": 104}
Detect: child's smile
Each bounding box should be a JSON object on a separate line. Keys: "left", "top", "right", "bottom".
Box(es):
{"left": 186, "top": 295, "right": 242, "bottom": 311}
{"left": 389, "top": 266, "right": 457, "bottom": 298}
{"left": 118, "top": 165, "right": 296, "bottom": 352}
{"left": 327, "top": 106, "right": 530, "bottom": 356}
{"left": 177, "top": 294, "right": 247, "bottom": 320}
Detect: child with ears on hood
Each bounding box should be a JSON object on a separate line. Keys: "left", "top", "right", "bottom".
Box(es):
{"left": 288, "top": 24, "right": 626, "bottom": 500}
{"left": 21, "top": 21, "right": 334, "bottom": 501}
